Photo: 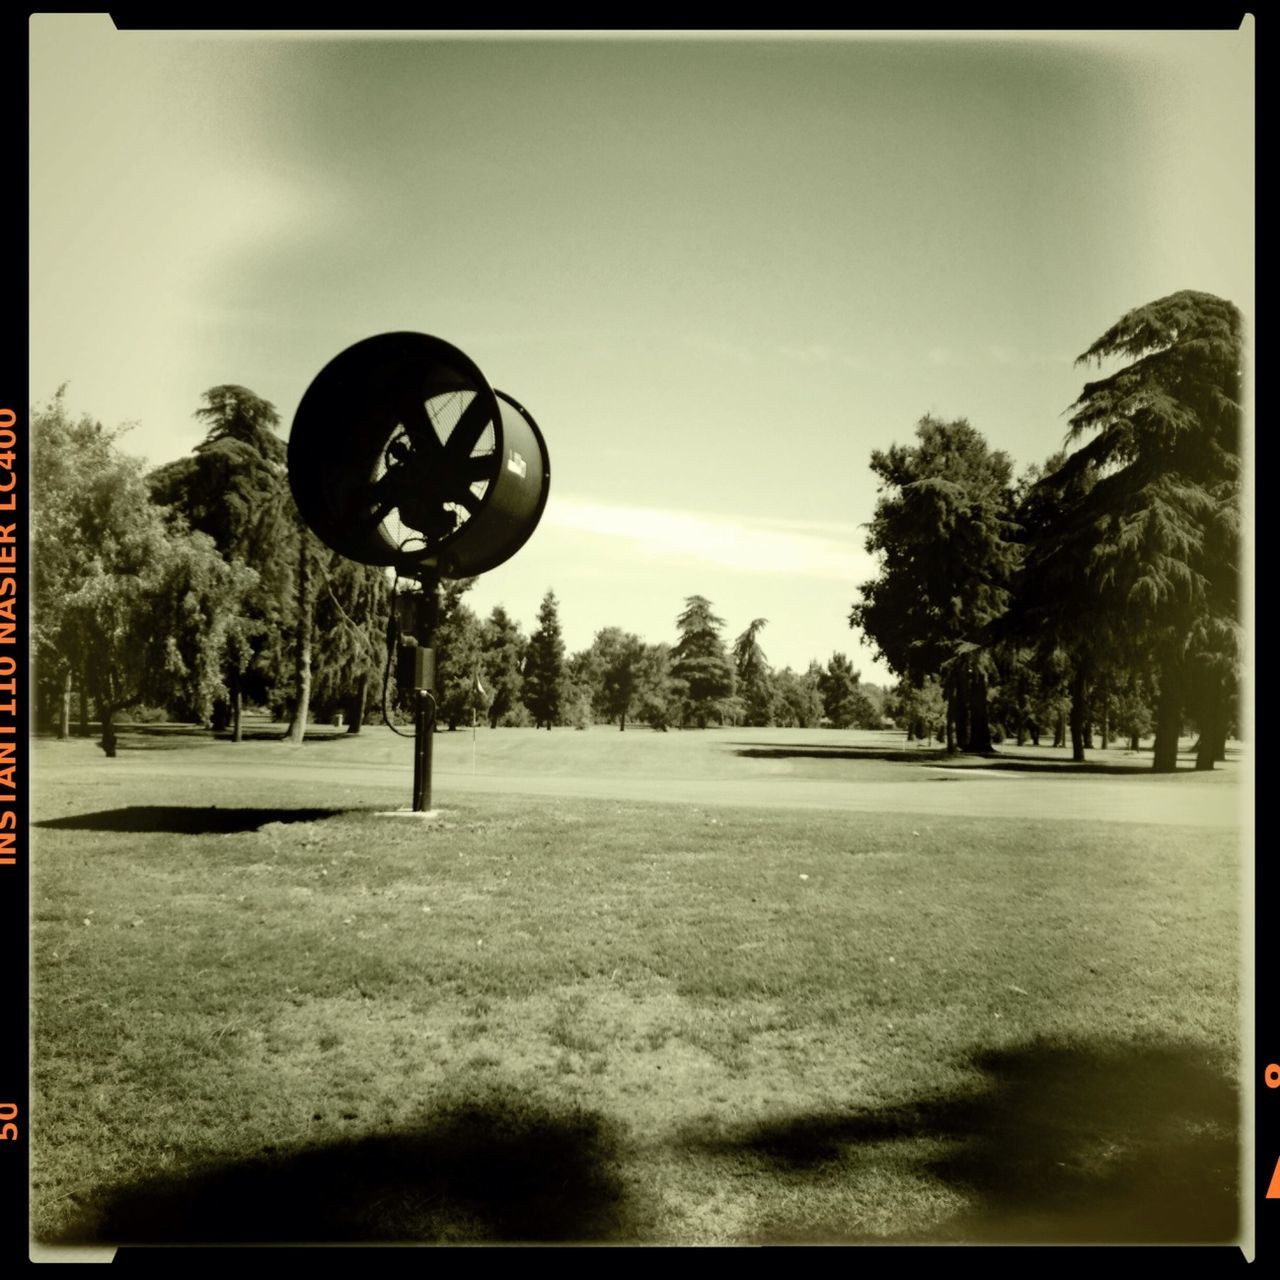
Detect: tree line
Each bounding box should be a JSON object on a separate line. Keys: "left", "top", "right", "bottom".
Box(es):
{"left": 849, "top": 290, "right": 1243, "bottom": 772}
{"left": 31, "top": 385, "right": 888, "bottom": 748}
{"left": 32, "top": 290, "right": 1241, "bottom": 768}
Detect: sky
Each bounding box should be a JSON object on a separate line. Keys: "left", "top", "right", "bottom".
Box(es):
{"left": 28, "top": 20, "right": 1254, "bottom": 683}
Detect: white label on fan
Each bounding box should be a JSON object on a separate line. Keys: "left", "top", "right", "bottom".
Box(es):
{"left": 507, "top": 449, "right": 527, "bottom": 479}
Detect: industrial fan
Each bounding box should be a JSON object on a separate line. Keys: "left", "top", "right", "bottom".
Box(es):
{"left": 288, "top": 332, "right": 549, "bottom": 577}
{"left": 287, "top": 332, "right": 550, "bottom": 811}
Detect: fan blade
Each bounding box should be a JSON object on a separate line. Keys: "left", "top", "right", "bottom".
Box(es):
{"left": 400, "top": 397, "right": 443, "bottom": 452}
{"left": 354, "top": 496, "right": 396, "bottom": 538}
{"left": 465, "top": 452, "right": 496, "bottom": 482}
{"left": 451, "top": 487, "right": 481, "bottom": 516}
{"left": 443, "top": 392, "right": 494, "bottom": 464}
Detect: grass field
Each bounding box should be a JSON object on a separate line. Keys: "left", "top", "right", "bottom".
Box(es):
{"left": 30, "top": 727, "right": 1245, "bottom": 1246}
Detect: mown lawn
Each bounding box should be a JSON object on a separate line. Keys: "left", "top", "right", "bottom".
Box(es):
{"left": 30, "top": 766, "right": 1242, "bottom": 1246}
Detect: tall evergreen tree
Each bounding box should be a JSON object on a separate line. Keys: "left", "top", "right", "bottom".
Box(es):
{"left": 525, "top": 590, "right": 567, "bottom": 729}
{"left": 150, "top": 385, "right": 295, "bottom": 740}
{"left": 671, "top": 595, "right": 736, "bottom": 728}
{"left": 732, "top": 618, "right": 775, "bottom": 726}
{"left": 481, "top": 605, "right": 528, "bottom": 728}
{"left": 819, "top": 652, "right": 878, "bottom": 728}
{"left": 1025, "top": 292, "right": 1243, "bottom": 771}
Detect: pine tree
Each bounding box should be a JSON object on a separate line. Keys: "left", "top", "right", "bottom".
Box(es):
{"left": 524, "top": 590, "right": 567, "bottom": 729}
{"left": 1026, "top": 292, "right": 1243, "bottom": 771}
{"left": 481, "top": 605, "right": 528, "bottom": 728}
{"left": 150, "top": 385, "right": 294, "bottom": 740}
{"left": 732, "top": 618, "right": 775, "bottom": 726}
{"left": 671, "top": 595, "right": 736, "bottom": 728}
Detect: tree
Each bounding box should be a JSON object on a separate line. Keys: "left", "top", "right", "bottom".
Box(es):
{"left": 481, "top": 605, "right": 528, "bottom": 728}
{"left": 818, "top": 652, "right": 857, "bottom": 727}
{"left": 772, "top": 665, "right": 824, "bottom": 728}
{"left": 562, "top": 649, "right": 598, "bottom": 730}
{"left": 851, "top": 417, "right": 1018, "bottom": 752}
{"left": 671, "top": 595, "right": 736, "bottom": 727}
{"left": 33, "top": 390, "right": 255, "bottom": 755}
{"left": 308, "top": 552, "right": 390, "bottom": 733}
{"left": 1026, "top": 292, "right": 1243, "bottom": 772}
{"left": 150, "top": 385, "right": 295, "bottom": 740}
{"left": 589, "top": 627, "right": 648, "bottom": 730}
{"left": 890, "top": 677, "right": 946, "bottom": 744}
{"left": 635, "top": 643, "right": 683, "bottom": 731}
{"left": 32, "top": 389, "right": 109, "bottom": 735}
{"left": 818, "top": 652, "right": 880, "bottom": 729}
{"left": 524, "top": 590, "right": 567, "bottom": 729}
{"left": 432, "top": 579, "right": 486, "bottom": 731}
{"left": 732, "top": 618, "right": 776, "bottom": 726}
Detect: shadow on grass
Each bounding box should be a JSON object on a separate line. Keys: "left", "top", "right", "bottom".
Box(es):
{"left": 732, "top": 743, "right": 1184, "bottom": 776}
{"left": 931, "top": 759, "right": 1160, "bottom": 776}
{"left": 35, "top": 806, "right": 345, "bottom": 835}
{"left": 731, "top": 744, "right": 951, "bottom": 764}
{"left": 126, "top": 724, "right": 353, "bottom": 749}
{"left": 54, "top": 1096, "right": 636, "bottom": 1245}
{"left": 686, "top": 1038, "right": 1239, "bottom": 1245}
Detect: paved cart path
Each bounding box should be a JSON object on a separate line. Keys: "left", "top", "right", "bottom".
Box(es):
{"left": 35, "top": 744, "right": 1245, "bottom": 830}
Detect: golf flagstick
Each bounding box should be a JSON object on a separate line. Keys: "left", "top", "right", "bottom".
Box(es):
{"left": 472, "top": 666, "right": 485, "bottom": 774}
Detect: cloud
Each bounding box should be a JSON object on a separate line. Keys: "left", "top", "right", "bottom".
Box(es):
{"left": 543, "top": 496, "right": 873, "bottom": 582}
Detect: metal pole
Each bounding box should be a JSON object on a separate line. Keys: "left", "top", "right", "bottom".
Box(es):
{"left": 413, "top": 687, "right": 434, "bottom": 812}
{"left": 409, "top": 572, "right": 440, "bottom": 813}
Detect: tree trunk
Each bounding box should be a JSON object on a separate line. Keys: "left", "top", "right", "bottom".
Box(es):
{"left": 1030, "top": 721, "right": 1041, "bottom": 747}
{"left": 59, "top": 668, "right": 72, "bottom": 740}
{"left": 968, "top": 671, "right": 994, "bottom": 754}
{"left": 348, "top": 671, "right": 367, "bottom": 735}
{"left": 945, "top": 710, "right": 956, "bottom": 753}
{"left": 100, "top": 705, "right": 117, "bottom": 758}
{"left": 1214, "top": 720, "right": 1228, "bottom": 762}
{"left": 288, "top": 534, "right": 314, "bottom": 746}
{"left": 1069, "top": 666, "right": 1088, "bottom": 763}
{"left": 231, "top": 672, "right": 243, "bottom": 744}
{"left": 78, "top": 668, "right": 89, "bottom": 737}
{"left": 1016, "top": 723, "right": 1027, "bottom": 747}
{"left": 1152, "top": 664, "right": 1182, "bottom": 773}
{"left": 1052, "top": 711, "right": 1065, "bottom": 750}
{"left": 1130, "top": 732, "right": 1140, "bottom": 752}
{"left": 1195, "top": 676, "right": 1222, "bottom": 772}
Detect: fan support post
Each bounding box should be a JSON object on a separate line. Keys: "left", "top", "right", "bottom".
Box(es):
{"left": 406, "top": 574, "right": 440, "bottom": 812}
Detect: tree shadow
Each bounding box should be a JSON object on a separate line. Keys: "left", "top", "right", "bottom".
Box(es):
{"left": 731, "top": 744, "right": 951, "bottom": 764}
{"left": 51, "top": 1095, "right": 638, "bottom": 1245}
{"left": 731, "top": 743, "right": 1185, "bottom": 776}
{"left": 932, "top": 759, "right": 1161, "bottom": 776}
{"left": 120, "top": 723, "right": 351, "bottom": 748}
{"left": 35, "top": 807, "right": 345, "bottom": 835}
{"left": 684, "top": 1038, "right": 1239, "bottom": 1244}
